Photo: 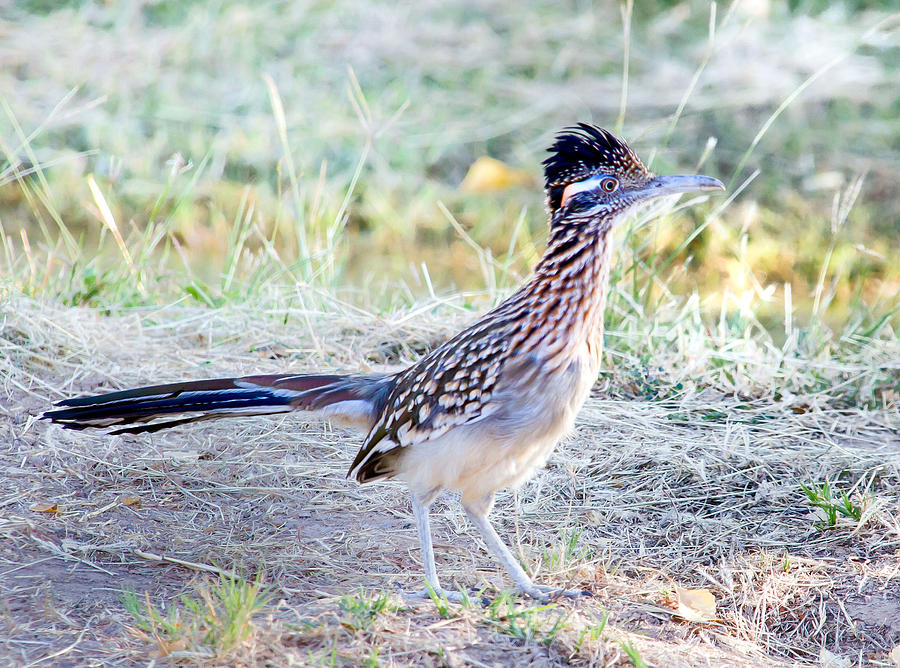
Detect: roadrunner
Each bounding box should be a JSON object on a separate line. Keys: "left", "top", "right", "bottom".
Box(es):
{"left": 44, "top": 124, "right": 724, "bottom": 601}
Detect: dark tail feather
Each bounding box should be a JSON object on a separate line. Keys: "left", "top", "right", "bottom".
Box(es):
{"left": 43, "top": 373, "right": 393, "bottom": 435}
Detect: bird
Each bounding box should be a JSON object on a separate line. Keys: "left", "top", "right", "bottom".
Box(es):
{"left": 43, "top": 124, "right": 724, "bottom": 602}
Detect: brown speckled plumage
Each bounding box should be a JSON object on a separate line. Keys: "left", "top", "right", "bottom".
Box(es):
{"left": 43, "top": 124, "right": 724, "bottom": 601}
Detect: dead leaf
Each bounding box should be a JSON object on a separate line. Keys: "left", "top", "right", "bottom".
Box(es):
{"left": 30, "top": 502, "right": 60, "bottom": 513}
{"left": 461, "top": 156, "right": 530, "bottom": 193}
{"left": 818, "top": 647, "right": 851, "bottom": 668}
{"left": 889, "top": 645, "right": 900, "bottom": 667}
{"left": 121, "top": 496, "right": 141, "bottom": 506}
{"left": 675, "top": 587, "right": 717, "bottom": 622}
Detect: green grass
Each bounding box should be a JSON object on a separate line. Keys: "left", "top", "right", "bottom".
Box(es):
{"left": 574, "top": 611, "right": 610, "bottom": 653}
{"left": 621, "top": 639, "right": 651, "bottom": 668}
{"left": 0, "top": 0, "right": 897, "bottom": 334}
{"left": 338, "top": 590, "right": 396, "bottom": 631}
{"left": 800, "top": 479, "right": 866, "bottom": 529}
{"left": 483, "top": 592, "right": 570, "bottom": 645}
{"left": 122, "top": 574, "right": 269, "bottom": 659}
{"left": 541, "top": 528, "right": 591, "bottom": 576}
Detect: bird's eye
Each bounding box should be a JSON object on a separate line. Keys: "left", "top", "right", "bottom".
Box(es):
{"left": 560, "top": 174, "right": 617, "bottom": 206}
{"left": 600, "top": 177, "right": 618, "bottom": 192}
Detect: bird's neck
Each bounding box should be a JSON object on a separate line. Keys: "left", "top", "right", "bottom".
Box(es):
{"left": 513, "top": 218, "right": 616, "bottom": 368}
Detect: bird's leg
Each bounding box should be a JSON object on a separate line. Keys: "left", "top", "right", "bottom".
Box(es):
{"left": 412, "top": 493, "right": 442, "bottom": 593}
{"left": 463, "top": 494, "right": 589, "bottom": 602}
{"left": 403, "top": 491, "right": 467, "bottom": 603}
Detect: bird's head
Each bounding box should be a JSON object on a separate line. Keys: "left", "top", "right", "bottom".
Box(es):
{"left": 543, "top": 123, "right": 724, "bottom": 229}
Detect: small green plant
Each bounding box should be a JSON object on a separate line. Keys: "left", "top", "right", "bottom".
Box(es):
{"left": 123, "top": 590, "right": 185, "bottom": 650}
{"left": 800, "top": 480, "right": 863, "bottom": 529}
{"left": 423, "top": 581, "right": 475, "bottom": 618}
{"left": 425, "top": 582, "right": 452, "bottom": 619}
{"left": 483, "top": 591, "right": 569, "bottom": 645}
{"left": 574, "top": 610, "right": 609, "bottom": 652}
{"left": 123, "top": 573, "right": 269, "bottom": 658}
{"left": 620, "top": 639, "right": 649, "bottom": 668}
{"left": 542, "top": 528, "right": 589, "bottom": 574}
{"left": 338, "top": 590, "right": 394, "bottom": 631}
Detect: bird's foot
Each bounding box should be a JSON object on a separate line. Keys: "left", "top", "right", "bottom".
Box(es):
{"left": 397, "top": 583, "right": 477, "bottom": 605}
{"left": 519, "top": 583, "right": 592, "bottom": 602}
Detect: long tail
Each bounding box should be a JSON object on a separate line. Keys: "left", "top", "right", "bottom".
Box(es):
{"left": 43, "top": 373, "right": 394, "bottom": 435}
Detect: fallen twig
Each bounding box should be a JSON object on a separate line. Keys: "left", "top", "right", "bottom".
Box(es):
{"left": 133, "top": 549, "right": 241, "bottom": 581}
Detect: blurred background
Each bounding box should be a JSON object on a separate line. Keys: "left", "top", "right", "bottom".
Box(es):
{"left": 1, "top": 0, "right": 897, "bottom": 332}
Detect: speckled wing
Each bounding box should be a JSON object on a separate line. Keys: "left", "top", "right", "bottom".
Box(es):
{"left": 350, "top": 315, "right": 513, "bottom": 482}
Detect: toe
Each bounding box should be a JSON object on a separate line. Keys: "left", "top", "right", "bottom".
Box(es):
{"left": 400, "top": 585, "right": 467, "bottom": 604}
{"left": 525, "top": 585, "right": 592, "bottom": 601}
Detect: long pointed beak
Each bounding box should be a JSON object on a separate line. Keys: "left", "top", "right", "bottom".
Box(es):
{"left": 635, "top": 174, "right": 725, "bottom": 201}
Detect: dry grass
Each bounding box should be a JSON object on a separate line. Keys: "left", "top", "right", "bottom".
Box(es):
{"left": 2, "top": 288, "right": 898, "bottom": 666}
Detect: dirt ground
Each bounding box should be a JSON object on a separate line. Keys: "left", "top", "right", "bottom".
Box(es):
{"left": 2, "top": 298, "right": 899, "bottom": 666}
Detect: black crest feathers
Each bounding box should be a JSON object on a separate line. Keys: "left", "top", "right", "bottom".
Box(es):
{"left": 542, "top": 123, "right": 649, "bottom": 211}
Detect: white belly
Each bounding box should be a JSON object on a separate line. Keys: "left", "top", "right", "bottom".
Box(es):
{"left": 395, "top": 347, "right": 596, "bottom": 505}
